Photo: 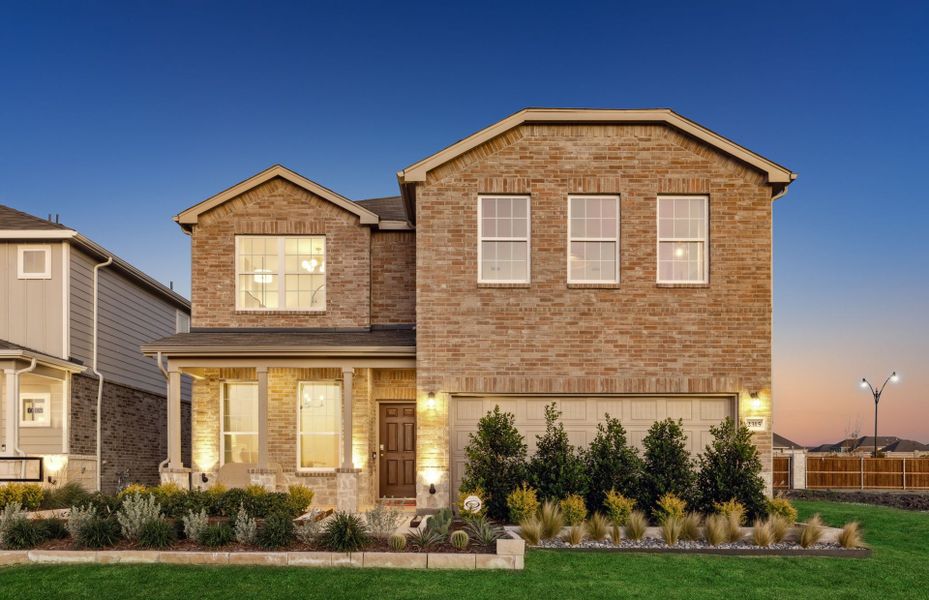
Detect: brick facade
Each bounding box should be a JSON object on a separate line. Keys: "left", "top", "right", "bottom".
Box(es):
{"left": 370, "top": 231, "right": 416, "bottom": 325}
{"left": 70, "top": 373, "right": 191, "bottom": 492}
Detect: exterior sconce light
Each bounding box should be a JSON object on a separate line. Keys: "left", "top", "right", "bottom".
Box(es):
{"left": 201, "top": 473, "right": 209, "bottom": 484}
{"left": 749, "top": 392, "right": 762, "bottom": 411}
{"left": 429, "top": 483, "right": 437, "bottom": 495}
{"left": 426, "top": 391, "right": 436, "bottom": 410}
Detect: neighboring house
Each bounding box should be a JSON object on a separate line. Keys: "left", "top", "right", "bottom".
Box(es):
{"left": 773, "top": 433, "right": 805, "bottom": 452}
{"left": 881, "top": 439, "right": 929, "bottom": 455}
{"left": 810, "top": 435, "right": 902, "bottom": 455}
{"left": 0, "top": 205, "right": 190, "bottom": 492}
{"left": 142, "top": 108, "right": 796, "bottom": 511}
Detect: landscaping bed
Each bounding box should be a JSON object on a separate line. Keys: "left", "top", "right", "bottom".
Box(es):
{"left": 787, "top": 489, "right": 929, "bottom": 512}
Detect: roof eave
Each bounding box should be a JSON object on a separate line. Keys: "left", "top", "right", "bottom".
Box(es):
{"left": 140, "top": 345, "right": 416, "bottom": 358}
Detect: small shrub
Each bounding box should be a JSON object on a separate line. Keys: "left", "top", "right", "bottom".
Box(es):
{"left": 216, "top": 488, "right": 249, "bottom": 518}
{"left": 457, "top": 488, "right": 487, "bottom": 517}
{"left": 287, "top": 485, "right": 315, "bottom": 514}
{"left": 603, "top": 490, "right": 636, "bottom": 526}
{"left": 234, "top": 505, "right": 257, "bottom": 545}
{"left": 624, "top": 510, "right": 648, "bottom": 541}
{"left": 318, "top": 511, "right": 370, "bottom": 552}
{"left": 245, "top": 484, "right": 267, "bottom": 497}
{"left": 3, "top": 517, "right": 43, "bottom": 549}
{"left": 450, "top": 530, "right": 469, "bottom": 550}
{"left": 66, "top": 505, "right": 96, "bottom": 540}
{"left": 563, "top": 524, "right": 585, "bottom": 545}
{"left": 704, "top": 514, "right": 727, "bottom": 546}
{"left": 199, "top": 523, "right": 234, "bottom": 548}
{"left": 365, "top": 501, "right": 404, "bottom": 539}
{"left": 257, "top": 513, "right": 295, "bottom": 549}
{"left": 117, "top": 493, "right": 162, "bottom": 541}
{"left": 559, "top": 494, "right": 587, "bottom": 526}
{"left": 0, "top": 483, "right": 44, "bottom": 511}
{"left": 769, "top": 514, "right": 790, "bottom": 543}
{"left": 681, "top": 513, "right": 702, "bottom": 541}
{"left": 766, "top": 497, "right": 798, "bottom": 525}
{"left": 714, "top": 499, "right": 747, "bottom": 526}
{"left": 388, "top": 533, "right": 407, "bottom": 551}
{"left": 116, "top": 483, "right": 149, "bottom": 501}
{"left": 838, "top": 522, "right": 864, "bottom": 549}
{"left": 610, "top": 523, "right": 621, "bottom": 544}
{"left": 76, "top": 516, "right": 121, "bottom": 549}
{"left": 655, "top": 493, "right": 687, "bottom": 524}
{"left": 35, "top": 518, "right": 69, "bottom": 540}
{"left": 506, "top": 484, "right": 539, "bottom": 525}
{"left": 0, "top": 502, "right": 27, "bottom": 547}
{"left": 407, "top": 527, "right": 443, "bottom": 551}
{"left": 459, "top": 406, "right": 528, "bottom": 521}
{"left": 426, "top": 508, "right": 453, "bottom": 536}
{"left": 586, "top": 513, "right": 609, "bottom": 542}
{"left": 85, "top": 492, "right": 119, "bottom": 515}
{"left": 518, "top": 516, "right": 542, "bottom": 545}
{"left": 294, "top": 519, "right": 320, "bottom": 545}
{"left": 138, "top": 519, "right": 176, "bottom": 549}
{"left": 799, "top": 514, "right": 824, "bottom": 548}
{"left": 660, "top": 516, "right": 683, "bottom": 546}
{"left": 463, "top": 514, "right": 504, "bottom": 546}
{"left": 41, "top": 482, "right": 91, "bottom": 510}
{"left": 181, "top": 509, "right": 209, "bottom": 543}
{"left": 752, "top": 519, "right": 773, "bottom": 547}
{"left": 539, "top": 501, "right": 564, "bottom": 539}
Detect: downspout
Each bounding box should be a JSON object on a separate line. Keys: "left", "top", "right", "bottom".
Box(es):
{"left": 92, "top": 257, "right": 113, "bottom": 492}
{"left": 153, "top": 351, "right": 170, "bottom": 472}
{"left": 12, "top": 358, "right": 38, "bottom": 457}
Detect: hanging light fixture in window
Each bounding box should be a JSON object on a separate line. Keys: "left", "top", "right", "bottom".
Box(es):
{"left": 253, "top": 268, "right": 272, "bottom": 283}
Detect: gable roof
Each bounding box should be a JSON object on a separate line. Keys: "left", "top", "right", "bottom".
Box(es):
{"left": 175, "top": 164, "right": 380, "bottom": 231}
{"left": 881, "top": 439, "right": 929, "bottom": 453}
{"left": 773, "top": 433, "right": 805, "bottom": 450}
{"left": 397, "top": 108, "right": 797, "bottom": 186}
{"left": 0, "top": 204, "right": 71, "bottom": 231}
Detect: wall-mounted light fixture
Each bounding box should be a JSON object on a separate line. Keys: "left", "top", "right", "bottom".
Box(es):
{"left": 426, "top": 391, "right": 436, "bottom": 410}
{"left": 201, "top": 472, "right": 209, "bottom": 484}
{"left": 749, "top": 392, "right": 762, "bottom": 411}
{"left": 429, "top": 483, "right": 437, "bottom": 495}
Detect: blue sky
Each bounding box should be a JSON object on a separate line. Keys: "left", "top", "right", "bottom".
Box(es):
{"left": 1, "top": 1, "right": 927, "bottom": 443}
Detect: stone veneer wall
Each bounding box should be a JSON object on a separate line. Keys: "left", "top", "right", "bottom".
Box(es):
{"left": 70, "top": 373, "right": 191, "bottom": 492}
{"left": 414, "top": 123, "right": 777, "bottom": 504}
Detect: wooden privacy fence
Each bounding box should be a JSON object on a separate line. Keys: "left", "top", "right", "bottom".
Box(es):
{"left": 773, "top": 456, "right": 790, "bottom": 490}
{"left": 806, "top": 456, "right": 929, "bottom": 490}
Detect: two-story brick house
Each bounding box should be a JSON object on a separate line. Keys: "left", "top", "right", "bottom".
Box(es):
{"left": 143, "top": 108, "right": 795, "bottom": 512}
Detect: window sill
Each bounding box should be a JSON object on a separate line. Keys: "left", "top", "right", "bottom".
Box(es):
{"left": 296, "top": 470, "right": 337, "bottom": 478}
{"left": 567, "top": 282, "right": 620, "bottom": 289}
{"left": 656, "top": 282, "right": 710, "bottom": 289}
{"left": 477, "top": 282, "right": 531, "bottom": 289}
{"left": 235, "top": 310, "right": 326, "bottom": 315}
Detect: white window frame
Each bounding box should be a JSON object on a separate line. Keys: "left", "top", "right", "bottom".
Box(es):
{"left": 219, "top": 381, "right": 258, "bottom": 467}
{"left": 20, "top": 392, "right": 51, "bottom": 427}
{"left": 567, "top": 195, "right": 621, "bottom": 284}
{"left": 17, "top": 245, "right": 51, "bottom": 279}
{"left": 175, "top": 310, "right": 190, "bottom": 334}
{"left": 656, "top": 195, "right": 710, "bottom": 284}
{"left": 295, "top": 380, "right": 342, "bottom": 473}
{"left": 477, "top": 195, "right": 531, "bottom": 284}
{"left": 234, "top": 235, "right": 326, "bottom": 312}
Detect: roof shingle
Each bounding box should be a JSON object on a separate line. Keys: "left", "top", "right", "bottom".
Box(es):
{"left": 0, "top": 204, "right": 71, "bottom": 230}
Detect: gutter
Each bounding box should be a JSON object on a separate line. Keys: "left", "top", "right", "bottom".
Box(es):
{"left": 92, "top": 256, "right": 113, "bottom": 492}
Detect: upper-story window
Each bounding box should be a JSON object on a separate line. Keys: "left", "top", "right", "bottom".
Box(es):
{"left": 657, "top": 196, "right": 708, "bottom": 284}
{"left": 17, "top": 245, "right": 51, "bottom": 279}
{"left": 235, "top": 236, "right": 326, "bottom": 311}
{"left": 478, "top": 195, "right": 530, "bottom": 283}
{"left": 568, "top": 195, "right": 620, "bottom": 284}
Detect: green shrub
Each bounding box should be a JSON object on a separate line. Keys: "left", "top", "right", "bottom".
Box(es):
{"left": 234, "top": 505, "right": 258, "bottom": 545}
{"left": 603, "top": 490, "right": 636, "bottom": 526}
{"left": 318, "top": 511, "right": 370, "bottom": 552}
{"left": 294, "top": 519, "right": 320, "bottom": 545}
{"left": 257, "top": 513, "right": 294, "bottom": 549}
{"left": 506, "top": 484, "right": 539, "bottom": 525}
{"left": 766, "top": 497, "right": 798, "bottom": 524}
{"left": 584, "top": 415, "right": 643, "bottom": 512}
{"left": 365, "top": 501, "right": 404, "bottom": 539}
{"left": 695, "top": 418, "right": 767, "bottom": 520}
{"left": 463, "top": 514, "right": 504, "bottom": 546}
{"left": 459, "top": 406, "right": 528, "bottom": 521}
{"left": 3, "top": 517, "right": 43, "bottom": 549}
{"left": 117, "top": 493, "right": 162, "bottom": 541}
{"left": 76, "top": 516, "right": 121, "bottom": 549}
{"left": 287, "top": 485, "right": 314, "bottom": 514}
{"left": 116, "top": 483, "right": 149, "bottom": 501}
{"left": 41, "top": 482, "right": 91, "bottom": 510}
{"left": 85, "top": 492, "right": 120, "bottom": 516}
{"left": 655, "top": 493, "right": 687, "bottom": 524}
{"left": 407, "top": 527, "right": 443, "bottom": 551}
{"left": 66, "top": 505, "right": 96, "bottom": 540}
{"left": 216, "top": 488, "right": 249, "bottom": 518}
{"left": 450, "top": 530, "right": 469, "bottom": 550}
{"left": 426, "top": 508, "right": 453, "bottom": 536}
{"left": 387, "top": 533, "right": 407, "bottom": 551}
{"left": 35, "top": 518, "right": 69, "bottom": 540}
{"left": 639, "top": 419, "right": 695, "bottom": 516}
{"left": 0, "top": 483, "right": 44, "bottom": 510}
{"left": 138, "top": 519, "right": 176, "bottom": 549}
{"left": 199, "top": 523, "right": 234, "bottom": 547}
{"left": 457, "top": 488, "right": 487, "bottom": 517}
{"left": 528, "top": 404, "right": 587, "bottom": 502}
{"left": 539, "top": 500, "right": 564, "bottom": 539}
{"left": 559, "top": 494, "right": 587, "bottom": 526}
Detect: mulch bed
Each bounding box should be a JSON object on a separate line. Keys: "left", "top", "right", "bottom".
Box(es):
{"left": 786, "top": 489, "right": 929, "bottom": 512}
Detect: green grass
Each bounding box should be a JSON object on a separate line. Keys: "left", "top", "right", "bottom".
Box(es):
{"left": 0, "top": 500, "right": 926, "bottom": 599}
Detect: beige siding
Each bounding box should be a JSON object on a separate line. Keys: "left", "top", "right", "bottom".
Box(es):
{"left": 17, "top": 373, "right": 66, "bottom": 454}
{"left": 70, "top": 248, "right": 186, "bottom": 397}
{"left": 0, "top": 242, "right": 65, "bottom": 358}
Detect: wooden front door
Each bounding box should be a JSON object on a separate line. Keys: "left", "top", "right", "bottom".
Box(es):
{"left": 379, "top": 403, "right": 416, "bottom": 498}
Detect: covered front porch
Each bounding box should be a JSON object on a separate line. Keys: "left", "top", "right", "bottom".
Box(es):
{"left": 144, "top": 329, "right": 432, "bottom": 513}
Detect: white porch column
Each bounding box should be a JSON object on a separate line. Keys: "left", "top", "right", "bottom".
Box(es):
{"left": 257, "top": 366, "right": 269, "bottom": 470}
{"left": 341, "top": 367, "right": 354, "bottom": 470}
{"left": 3, "top": 369, "right": 16, "bottom": 456}
{"left": 167, "top": 369, "right": 183, "bottom": 468}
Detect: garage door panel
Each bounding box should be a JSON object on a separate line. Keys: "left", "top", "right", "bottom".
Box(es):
{"left": 667, "top": 399, "right": 693, "bottom": 420}
{"left": 630, "top": 399, "right": 658, "bottom": 421}
{"left": 455, "top": 398, "right": 485, "bottom": 423}
{"left": 597, "top": 399, "right": 626, "bottom": 421}
{"left": 700, "top": 398, "right": 730, "bottom": 421}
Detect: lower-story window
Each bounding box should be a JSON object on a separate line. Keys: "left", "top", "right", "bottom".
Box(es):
{"left": 298, "top": 381, "right": 341, "bottom": 470}
{"left": 222, "top": 382, "right": 258, "bottom": 464}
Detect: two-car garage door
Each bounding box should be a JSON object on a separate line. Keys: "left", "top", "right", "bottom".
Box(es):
{"left": 449, "top": 395, "right": 736, "bottom": 494}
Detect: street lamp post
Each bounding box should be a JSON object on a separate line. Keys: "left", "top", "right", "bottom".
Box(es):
{"left": 860, "top": 372, "right": 899, "bottom": 457}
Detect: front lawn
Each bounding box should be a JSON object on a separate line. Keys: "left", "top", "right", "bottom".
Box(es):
{"left": 1, "top": 500, "right": 926, "bottom": 600}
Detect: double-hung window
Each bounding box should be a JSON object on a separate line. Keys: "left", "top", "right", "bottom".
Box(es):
{"left": 478, "top": 195, "right": 530, "bottom": 283}
{"left": 297, "top": 382, "right": 341, "bottom": 470}
{"left": 221, "top": 382, "right": 258, "bottom": 465}
{"left": 657, "top": 196, "right": 709, "bottom": 283}
{"left": 568, "top": 195, "right": 620, "bottom": 284}
{"left": 236, "top": 236, "right": 326, "bottom": 311}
